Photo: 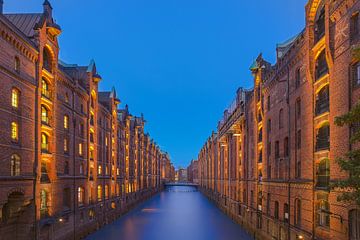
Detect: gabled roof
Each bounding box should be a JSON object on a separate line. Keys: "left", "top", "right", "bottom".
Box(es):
{"left": 4, "top": 13, "right": 42, "bottom": 38}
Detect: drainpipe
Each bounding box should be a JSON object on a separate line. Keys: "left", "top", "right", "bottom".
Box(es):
{"left": 33, "top": 59, "right": 39, "bottom": 240}
{"left": 72, "top": 90, "right": 76, "bottom": 240}
{"left": 286, "top": 65, "right": 291, "bottom": 240}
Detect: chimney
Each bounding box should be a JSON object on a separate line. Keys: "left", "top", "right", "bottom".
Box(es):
{"left": 43, "top": 0, "right": 52, "bottom": 18}
{"left": 0, "top": 0, "right": 4, "bottom": 14}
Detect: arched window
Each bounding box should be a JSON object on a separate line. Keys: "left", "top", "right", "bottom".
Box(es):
{"left": 97, "top": 185, "right": 102, "bottom": 202}
{"left": 315, "top": 5, "right": 325, "bottom": 42}
{"left": 315, "top": 50, "right": 329, "bottom": 80}
{"left": 14, "top": 56, "right": 20, "bottom": 73}
{"left": 279, "top": 109, "right": 284, "bottom": 129}
{"left": 98, "top": 165, "right": 102, "bottom": 175}
{"left": 11, "top": 122, "right": 18, "bottom": 142}
{"left": 316, "top": 123, "right": 330, "bottom": 151}
{"left": 11, "top": 88, "right": 19, "bottom": 108}
{"left": 10, "top": 154, "right": 20, "bottom": 176}
{"left": 316, "top": 158, "right": 330, "bottom": 189}
{"left": 78, "top": 187, "right": 85, "bottom": 206}
{"left": 349, "top": 209, "right": 360, "bottom": 240}
{"left": 41, "top": 78, "right": 51, "bottom": 99}
{"left": 40, "top": 189, "right": 49, "bottom": 217}
{"left": 43, "top": 47, "right": 52, "bottom": 72}
{"left": 41, "top": 133, "right": 49, "bottom": 152}
{"left": 316, "top": 198, "right": 330, "bottom": 227}
{"left": 64, "top": 115, "right": 69, "bottom": 129}
{"left": 294, "top": 198, "right": 301, "bottom": 226}
{"left": 284, "top": 203, "right": 289, "bottom": 222}
{"left": 315, "top": 85, "right": 329, "bottom": 116}
{"left": 41, "top": 105, "right": 49, "bottom": 124}
{"left": 105, "top": 184, "right": 109, "bottom": 200}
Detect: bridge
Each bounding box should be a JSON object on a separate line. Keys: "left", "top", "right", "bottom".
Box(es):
{"left": 164, "top": 182, "right": 199, "bottom": 188}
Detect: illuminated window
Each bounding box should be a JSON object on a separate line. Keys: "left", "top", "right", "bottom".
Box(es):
{"left": 105, "top": 184, "right": 109, "bottom": 200}
{"left": 316, "top": 195, "right": 330, "bottom": 228}
{"left": 79, "top": 143, "right": 83, "bottom": 156}
{"left": 98, "top": 165, "right": 102, "bottom": 175}
{"left": 10, "top": 154, "right": 20, "bottom": 176}
{"left": 43, "top": 47, "right": 52, "bottom": 72}
{"left": 11, "top": 122, "right": 18, "bottom": 141}
{"left": 97, "top": 185, "right": 102, "bottom": 202}
{"left": 41, "top": 133, "right": 49, "bottom": 152}
{"left": 14, "top": 56, "right": 20, "bottom": 73}
{"left": 78, "top": 187, "right": 85, "bottom": 206}
{"left": 41, "top": 78, "right": 50, "bottom": 99}
{"left": 64, "top": 138, "right": 68, "bottom": 153}
{"left": 11, "top": 88, "right": 19, "bottom": 108}
{"left": 40, "top": 189, "right": 49, "bottom": 217}
{"left": 41, "top": 106, "right": 49, "bottom": 124}
{"left": 64, "top": 115, "right": 69, "bottom": 129}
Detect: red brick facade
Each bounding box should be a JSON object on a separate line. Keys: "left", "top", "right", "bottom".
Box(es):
{"left": 197, "top": 1, "right": 360, "bottom": 239}
{"left": 0, "top": 1, "right": 173, "bottom": 239}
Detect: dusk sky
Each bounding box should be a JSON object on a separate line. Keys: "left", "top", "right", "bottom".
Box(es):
{"left": 6, "top": 0, "right": 307, "bottom": 168}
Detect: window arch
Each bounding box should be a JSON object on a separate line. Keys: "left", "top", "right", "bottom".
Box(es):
{"left": 41, "top": 133, "right": 49, "bottom": 152}
{"left": 315, "top": 85, "right": 329, "bottom": 116}
{"left": 10, "top": 154, "right": 20, "bottom": 176}
{"left": 315, "top": 50, "right": 329, "bottom": 80}
{"left": 41, "top": 78, "right": 51, "bottom": 99}
{"left": 41, "top": 105, "right": 49, "bottom": 124}
{"left": 294, "top": 198, "right": 301, "bottom": 226}
{"left": 43, "top": 47, "right": 53, "bottom": 72}
{"left": 349, "top": 209, "right": 360, "bottom": 240}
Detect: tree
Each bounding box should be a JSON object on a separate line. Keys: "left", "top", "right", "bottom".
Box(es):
{"left": 332, "top": 103, "right": 360, "bottom": 205}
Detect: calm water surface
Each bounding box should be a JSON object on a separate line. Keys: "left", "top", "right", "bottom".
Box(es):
{"left": 86, "top": 186, "right": 253, "bottom": 240}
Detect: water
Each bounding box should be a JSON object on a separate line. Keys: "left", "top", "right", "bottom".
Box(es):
{"left": 86, "top": 186, "right": 253, "bottom": 240}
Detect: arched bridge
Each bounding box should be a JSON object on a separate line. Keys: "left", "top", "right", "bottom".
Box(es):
{"left": 164, "top": 182, "right": 199, "bottom": 188}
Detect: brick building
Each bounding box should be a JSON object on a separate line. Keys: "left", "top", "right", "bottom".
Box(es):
{"left": 187, "top": 160, "right": 198, "bottom": 184}
{"left": 198, "top": 0, "right": 360, "bottom": 239}
{"left": 0, "top": 1, "right": 171, "bottom": 239}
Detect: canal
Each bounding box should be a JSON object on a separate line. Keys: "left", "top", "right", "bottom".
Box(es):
{"left": 86, "top": 186, "right": 253, "bottom": 240}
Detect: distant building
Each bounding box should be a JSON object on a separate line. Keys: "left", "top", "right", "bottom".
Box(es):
{"left": 176, "top": 167, "right": 187, "bottom": 182}
{"left": 187, "top": 160, "right": 198, "bottom": 184}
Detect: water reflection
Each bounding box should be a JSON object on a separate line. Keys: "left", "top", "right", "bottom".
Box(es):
{"left": 86, "top": 186, "right": 253, "bottom": 240}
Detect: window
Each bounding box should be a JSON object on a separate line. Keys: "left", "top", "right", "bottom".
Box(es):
{"left": 64, "top": 138, "right": 68, "bottom": 153}
{"left": 315, "top": 6, "right": 325, "bottom": 43}
{"left": 11, "top": 122, "right": 18, "bottom": 142}
{"left": 275, "top": 141, "right": 280, "bottom": 159}
{"left": 79, "top": 123, "right": 84, "bottom": 137}
{"left": 279, "top": 109, "right": 284, "bottom": 129}
{"left": 294, "top": 199, "right": 301, "bottom": 226}
{"left": 258, "top": 127, "right": 263, "bottom": 142}
{"left": 41, "top": 133, "right": 49, "bottom": 152}
{"left": 105, "top": 185, "right": 109, "bottom": 199}
{"left": 14, "top": 56, "right": 20, "bottom": 73}
{"left": 80, "top": 104, "right": 84, "bottom": 114}
{"left": 78, "top": 187, "right": 85, "bottom": 206}
{"left": 97, "top": 185, "right": 102, "bottom": 202}
{"left": 315, "top": 85, "right": 329, "bottom": 116}
{"left": 11, "top": 88, "right": 19, "bottom": 108}
{"left": 65, "top": 92, "right": 69, "bottom": 103}
{"left": 315, "top": 50, "right": 328, "bottom": 80}
{"left": 316, "top": 158, "right": 330, "bottom": 189}
{"left": 295, "top": 68, "right": 301, "bottom": 89}
{"left": 284, "top": 137, "right": 289, "bottom": 157}
{"left": 316, "top": 194, "right": 330, "bottom": 228}
{"left": 296, "top": 130, "right": 301, "bottom": 150}
{"left": 10, "top": 154, "right": 20, "bottom": 176}
{"left": 353, "top": 63, "right": 360, "bottom": 87}
{"left": 316, "top": 123, "right": 330, "bottom": 151}
{"left": 267, "top": 96, "right": 271, "bottom": 111}
{"left": 98, "top": 165, "right": 102, "bottom": 175}
{"left": 79, "top": 143, "right": 83, "bottom": 156}
{"left": 40, "top": 162, "right": 50, "bottom": 183}
{"left": 41, "top": 78, "right": 51, "bottom": 99}
{"left": 274, "top": 201, "right": 279, "bottom": 219}
{"left": 64, "top": 115, "right": 69, "bottom": 129}
{"left": 43, "top": 47, "right": 52, "bottom": 72}
{"left": 41, "top": 106, "right": 49, "bottom": 124}
{"left": 284, "top": 203, "right": 289, "bottom": 222}
{"left": 64, "top": 161, "right": 69, "bottom": 175}
{"left": 90, "top": 114, "right": 94, "bottom": 126}
{"left": 40, "top": 189, "right": 49, "bottom": 217}
{"left": 349, "top": 209, "right": 360, "bottom": 240}
{"left": 296, "top": 98, "right": 301, "bottom": 118}
{"left": 79, "top": 162, "right": 84, "bottom": 175}
{"left": 63, "top": 188, "right": 71, "bottom": 209}
{"left": 350, "top": 12, "right": 359, "bottom": 40}
{"left": 266, "top": 193, "right": 271, "bottom": 215}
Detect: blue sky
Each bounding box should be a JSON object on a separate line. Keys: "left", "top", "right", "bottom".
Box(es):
{"left": 6, "top": 0, "right": 307, "bottom": 168}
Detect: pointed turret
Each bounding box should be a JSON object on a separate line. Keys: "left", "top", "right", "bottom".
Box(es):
{"left": 43, "top": 0, "right": 52, "bottom": 18}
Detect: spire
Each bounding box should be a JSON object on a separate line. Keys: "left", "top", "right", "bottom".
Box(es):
{"left": 43, "top": 0, "right": 52, "bottom": 17}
